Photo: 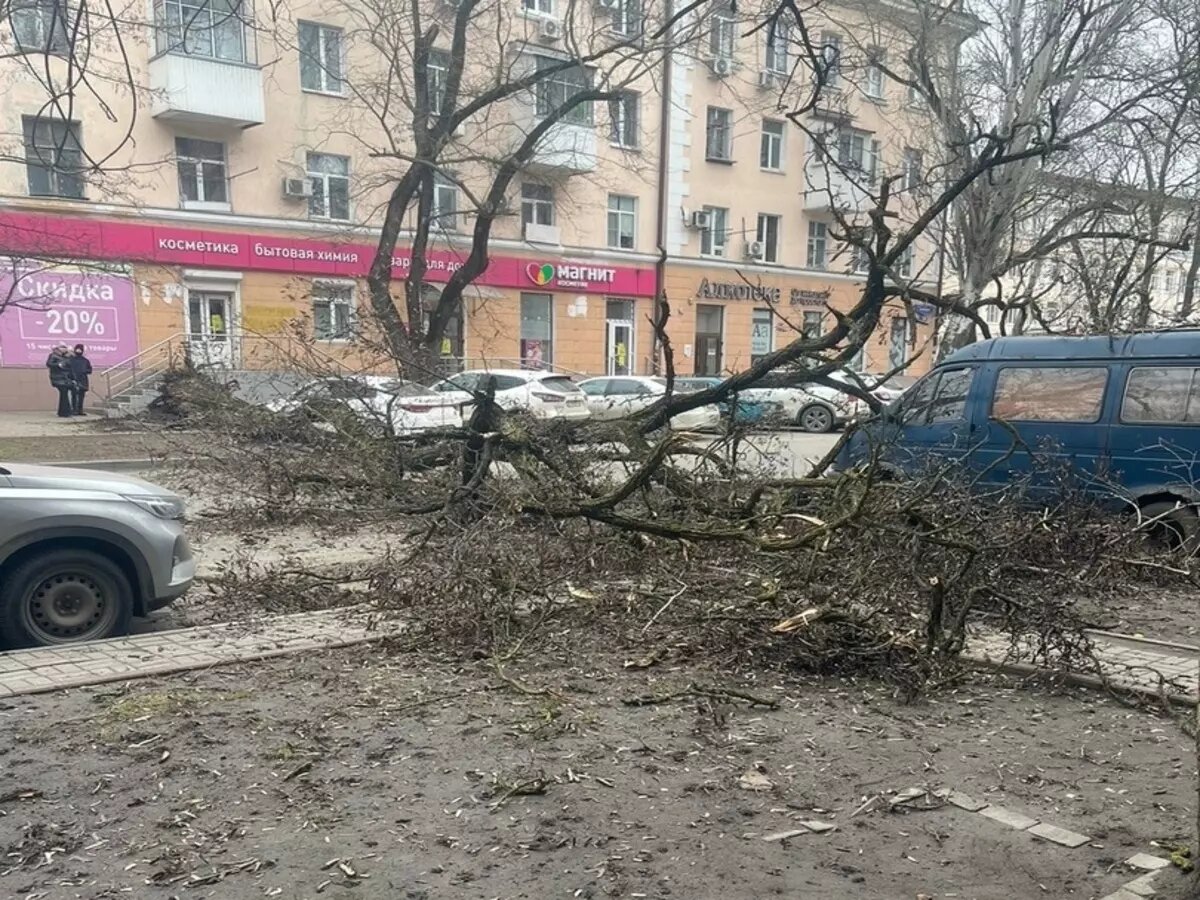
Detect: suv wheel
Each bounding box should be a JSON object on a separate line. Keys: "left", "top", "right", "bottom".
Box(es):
{"left": 1139, "top": 501, "right": 1200, "bottom": 554}
{"left": 1, "top": 549, "right": 133, "bottom": 648}
{"left": 798, "top": 403, "right": 835, "bottom": 433}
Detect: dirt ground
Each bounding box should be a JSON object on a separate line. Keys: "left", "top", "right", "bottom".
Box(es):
{"left": 0, "top": 645, "right": 1194, "bottom": 900}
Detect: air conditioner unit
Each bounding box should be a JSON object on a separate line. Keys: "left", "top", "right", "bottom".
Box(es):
{"left": 708, "top": 56, "right": 733, "bottom": 78}
{"left": 538, "top": 18, "right": 563, "bottom": 41}
{"left": 282, "top": 177, "right": 313, "bottom": 199}
{"left": 745, "top": 240, "right": 765, "bottom": 259}
{"left": 758, "top": 70, "right": 778, "bottom": 89}
{"left": 689, "top": 209, "right": 712, "bottom": 230}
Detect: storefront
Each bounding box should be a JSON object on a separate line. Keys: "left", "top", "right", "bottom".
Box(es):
{"left": 0, "top": 211, "right": 659, "bottom": 409}
{"left": 661, "top": 263, "right": 937, "bottom": 377}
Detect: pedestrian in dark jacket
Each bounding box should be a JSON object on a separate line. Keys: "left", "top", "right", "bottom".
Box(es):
{"left": 68, "top": 344, "right": 92, "bottom": 415}
{"left": 46, "top": 345, "right": 74, "bottom": 418}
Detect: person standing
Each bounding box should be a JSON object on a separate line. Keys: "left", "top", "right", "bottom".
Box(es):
{"left": 45, "top": 345, "right": 74, "bottom": 418}
{"left": 68, "top": 344, "right": 92, "bottom": 415}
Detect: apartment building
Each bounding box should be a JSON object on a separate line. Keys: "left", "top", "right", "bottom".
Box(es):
{"left": 0, "top": 0, "right": 950, "bottom": 408}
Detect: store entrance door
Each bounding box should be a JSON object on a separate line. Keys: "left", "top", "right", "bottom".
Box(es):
{"left": 186, "top": 290, "right": 235, "bottom": 369}
{"left": 694, "top": 304, "right": 724, "bottom": 375}
{"left": 605, "top": 299, "right": 634, "bottom": 375}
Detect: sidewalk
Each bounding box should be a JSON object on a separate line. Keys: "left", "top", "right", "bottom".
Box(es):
{"left": 0, "top": 607, "right": 403, "bottom": 697}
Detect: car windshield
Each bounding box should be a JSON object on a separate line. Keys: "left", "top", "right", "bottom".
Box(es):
{"left": 537, "top": 376, "right": 582, "bottom": 394}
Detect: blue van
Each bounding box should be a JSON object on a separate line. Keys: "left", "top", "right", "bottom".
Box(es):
{"left": 838, "top": 331, "right": 1200, "bottom": 542}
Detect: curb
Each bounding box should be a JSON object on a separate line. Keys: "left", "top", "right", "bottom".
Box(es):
{"left": 45, "top": 458, "right": 164, "bottom": 471}
{"left": 964, "top": 653, "right": 1198, "bottom": 707}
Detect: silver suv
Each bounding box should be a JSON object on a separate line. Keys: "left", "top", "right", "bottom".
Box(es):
{"left": 0, "top": 464, "right": 195, "bottom": 648}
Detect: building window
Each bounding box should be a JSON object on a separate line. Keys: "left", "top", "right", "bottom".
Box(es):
{"left": 897, "top": 245, "right": 914, "bottom": 278}
{"left": 802, "top": 310, "right": 823, "bottom": 338}
{"left": 710, "top": 7, "right": 735, "bottom": 59}
{"left": 520, "top": 293, "right": 553, "bottom": 368}
{"left": 307, "top": 152, "right": 350, "bottom": 221}
{"left": 821, "top": 32, "right": 841, "bottom": 87}
{"left": 850, "top": 243, "right": 870, "bottom": 273}
{"left": 705, "top": 106, "right": 733, "bottom": 161}
{"left": 700, "top": 206, "right": 728, "bottom": 258}
{"left": 756, "top": 213, "right": 780, "bottom": 263}
{"left": 22, "top": 116, "right": 83, "bottom": 199}
{"left": 522, "top": 0, "right": 553, "bottom": 15}
{"left": 904, "top": 148, "right": 922, "bottom": 191}
{"left": 835, "top": 130, "right": 879, "bottom": 184}
{"left": 298, "top": 21, "right": 342, "bottom": 93}
{"left": 607, "top": 194, "right": 637, "bottom": 249}
{"left": 535, "top": 56, "right": 593, "bottom": 126}
{"left": 865, "top": 47, "right": 885, "bottom": 99}
{"left": 176, "top": 137, "right": 228, "bottom": 206}
{"left": 888, "top": 317, "right": 908, "bottom": 369}
{"left": 10, "top": 0, "right": 72, "bottom": 54}
{"left": 432, "top": 174, "right": 458, "bottom": 231}
{"left": 522, "top": 182, "right": 554, "bottom": 227}
{"left": 312, "top": 283, "right": 354, "bottom": 340}
{"left": 157, "top": 0, "right": 248, "bottom": 62}
{"left": 760, "top": 119, "right": 784, "bottom": 170}
{"left": 806, "top": 221, "right": 827, "bottom": 269}
{"left": 609, "top": 92, "right": 639, "bottom": 148}
{"left": 611, "top": 0, "right": 640, "bottom": 37}
{"left": 751, "top": 308, "right": 773, "bottom": 364}
{"left": 765, "top": 21, "right": 788, "bottom": 74}
{"left": 427, "top": 48, "right": 450, "bottom": 115}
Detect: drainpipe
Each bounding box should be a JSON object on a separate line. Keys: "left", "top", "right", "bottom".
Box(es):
{"left": 651, "top": 24, "right": 674, "bottom": 376}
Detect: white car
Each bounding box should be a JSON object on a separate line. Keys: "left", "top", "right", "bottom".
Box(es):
{"left": 739, "top": 372, "right": 865, "bottom": 433}
{"left": 577, "top": 376, "right": 722, "bottom": 431}
{"left": 266, "top": 376, "right": 463, "bottom": 434}
{"left": 431, "top": 369, "right": 591, "bottom": 420}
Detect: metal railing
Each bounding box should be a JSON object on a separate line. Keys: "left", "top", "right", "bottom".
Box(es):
{"left": 99, "top": 333, "right": 187, "bottom": 402}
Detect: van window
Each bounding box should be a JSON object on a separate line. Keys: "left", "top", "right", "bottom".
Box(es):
{"left": 897, "top": 374, "right": 937, "bottom": 424}
{"left": 927, "top": 368, "right": 973, "bottom": 423}
{"left": 1121, "top": 367, "right": 1200, "bottom": 424}
{"left": 992, "top": 367, "right": 1108, "bottom": 422}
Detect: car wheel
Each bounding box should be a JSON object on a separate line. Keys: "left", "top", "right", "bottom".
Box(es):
{"left": 0, "top": 549, "right": 133, "bottom": 648}
{"left": 1138, "top": 501, "right": 1200, "bottom": 553}
{"left": 797, "top": 403, "right": 835, "bottom": 433}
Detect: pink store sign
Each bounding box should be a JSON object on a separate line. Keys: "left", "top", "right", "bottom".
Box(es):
{"left": 0, "top": 269, "right": 139, "bottom": 367}
{"left": 0, "top": 211, "right": 658, "bottom": 297}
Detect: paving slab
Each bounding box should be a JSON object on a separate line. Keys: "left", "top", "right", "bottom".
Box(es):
{"left": 934, "top": 788, "right": 988, "bottom": 812}
{"left": 1028, "top": 822, "right": 1090, "bottom": 848}
{"left": 977, "top": 805, "right": 1039, "bottom": 831}
{"left": 1122, "top": 872, "right": 1159, "bottom": 897}
{"left": 0, "top": 606, "right": 402, "bottom": 698}
{"left": 1126, "top": 853, "right": 1171, "bottom": 871}
{"left": 1101, "top": 890, "right": 1149, "bottom": 900}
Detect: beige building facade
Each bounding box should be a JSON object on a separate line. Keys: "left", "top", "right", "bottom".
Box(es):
{"left": 0, "top": 0, "right": 945, "bottom": 409}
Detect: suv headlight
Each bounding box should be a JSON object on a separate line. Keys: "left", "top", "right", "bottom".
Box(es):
{"left": 125, "top": 495, "right": 186, "bottom": 520}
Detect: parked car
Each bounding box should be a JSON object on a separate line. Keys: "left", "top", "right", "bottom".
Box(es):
{"left": 739, "top": 371, "right": 865, "bottom": 433}
{"left": 837, "top": 331, "right": 1200, "bottom": 546}
{"left": 577, "top": 376, "right": 722, "bottom": 430}
{"left": 0, "top": 464, "right": 195, "bottom": 648}
{"left": 673, "top": 376, "right": 784, "bottom": 424}
{"left": 267, "top": 376, "right": 463, "bottom": 434}
{"left": 432, "top": 369, "right": 591, "bottom": 420}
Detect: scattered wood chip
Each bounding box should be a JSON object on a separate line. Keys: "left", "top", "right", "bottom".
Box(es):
{"left": 762, "top": 829, "right": 807, "bottom": 842}
{"left": 283, "top": 761, "right": 314, "bottom": 782}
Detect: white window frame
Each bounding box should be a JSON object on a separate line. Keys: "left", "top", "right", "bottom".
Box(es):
{"left": 705, "top": 106, "right": 733, "bottom": 162}
{"left": 751, "top": 307, "right": 774, "bottom": 361}
{"left": 521, "top": 182, "right": 554, "bottom": 227}
{"left": 611, "top": 0, "right": 640, "bottom": 37}
{"left": 609, "top": 91, "right": 639, "bottom": 148}
{"left": 522, "top": 0, "right": 554, "bottom": 17}
{"left": 821, "top": 32, "right": 841, "bottom": 88}
{"left": 897, "top": 245, "right": 914, "bottom": 279}
{"left": 175, "top": 136, "right": 229, "bottom": 210}
{"left": 834, "top": 129, "right": 879, "bottom": 185}
{"left": 156, "top": 0, "right": 250, "bottom": 63}
{"left": 607, "top": 194, "right": 637, "bottom": 250}
{"left": 709, "top": 8, "right": 734, "bottom": 59}
{"left": 427, "top": 48, "right": 450, "bottom": 115}
{"left": 865, "top": 47, "right": 885, "bottom": 100}
{"left": 807, "top": 220, "right": 827, "bottom": 269}
{"left": 756, "top": 213, "right": 780, "bottom": 263}
{"left": 700, "top": 205, "right": 728, "bottom": 258}
{"left": 431, "top": 174, "right": 459, "bottom": 232}
{"left": 298, "top": 21, "right": 343, "bottom": 95}
{"left": 765, "top": 21, "right": 788, "bottom": 75}
{"left": 760, "top": 119, "right": 784, "bottom": 171}
{"left": 10, "top": 0, "right": 72, "bottom": 54}
{"left": 312, "top": 280, "right": 355, "bottom": 342}
{"left": 903, "top": 148, "right": 922, "bottom": 191}
{"left": 306, "top": 152, "right": 351, "bottom": 222}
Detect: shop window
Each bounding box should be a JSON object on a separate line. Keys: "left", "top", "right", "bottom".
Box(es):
{"left": 313, "top": 283, "right": 354, "bottom": 340}
{"left": 751, "top": 308, "right": 773, "bottom": 365}
{"left": 520, "top": 293, "right": 553, "bottom": 368}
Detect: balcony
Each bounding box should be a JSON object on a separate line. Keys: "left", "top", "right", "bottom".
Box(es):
{"left": 525, "top": 121, "right": 597, "bottom": 173}
{"left": 523, "top": 222, "right": 562, "bottom": 245}
{"left": 149, "top": 54, "right": 266, "bottom": 128}
{"left": 803, "top": 157, "right": 873, "bottom": 213}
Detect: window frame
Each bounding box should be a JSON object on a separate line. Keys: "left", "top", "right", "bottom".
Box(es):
{"left": 1120, "top": 366, "right": 1200, "bottom": 426}
{"left": 298, "top": 20, "right": 343, "bottom": 95}
{"left": 534, "top": 55, "right": 593, "bottom": 126}
{"left": 431, "top": 174, "right": 459, "bottom": 232}
{"left": 156, "top": 0, "right": 250, "bottom": 63}
{"left": 865, "top": 47, "right": 886, "bottom": 100}
{"left": 521, "top": 0, "right": 554, "bottom": 16}
{"left": 606, "top": 193, "right": 637, "bottom": 250}
{"left": 521, "top": 182, "right": 555, "bottom": 228}
{"left": 10, "top": 0, "right": 73, "bottom": 55}
{"left": 609, "top": 91, "right": 639, "bottom": 148}
{"left": 311, "top": 280, "right": 355, "bottom": 342}
{"left": 22, "top": 115, "right": 84, "bottom": 199}
{"left": 903, "top": 148, "right": 922, "bottom": 192}
{"left": 610, "top": 0, "right": 641, "bottom": 37}
{"left": 764, "top": 20, "right": 788, "bottom": 74}
{"left": 750, "top": 308, "right": 774, "bottom": 364}
{"left": 760, "top": 119, "right": 784, "bottom": 171}
{"left": 306, "top": 151, "right": 351, "bottom": 222}
{"left": 519, "top": 292, "right": 554, "bottom": 368}
{"left": 820, "top": 32, "right": 841, "bottom": 88}
{"left": 806, "top": 220, "right": 827, "bottom": 269}
{"left": 427, "top": 48, "right": 450, "bottom": 116}
{"left": 709, "top": 7, "right": 735, "bottom": 59}
{"left": 991, "top": 365, "right": 1111, "bottom": 424}
{"left": 700, "top": 205, "right": 728, "bottom": 258}
{"left": 756, "top": 213, "right": 780, "bottom": 263}
{"left": 175, "top": 136, "right": 229, "bottom": 208}
{"left": 704, "top": 106, "right": 733, "bottom": 162}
